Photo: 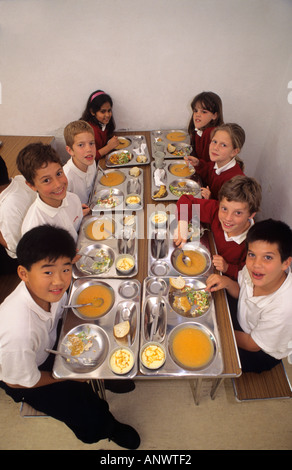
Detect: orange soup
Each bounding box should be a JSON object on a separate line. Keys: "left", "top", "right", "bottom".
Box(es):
{"left": 166, "top": 131, "right": 186, "bottom": 142}
{"left": 100, "top": 171, "right": 125, "bottom": 186}
{"left": 169, "top": 164, "right": 193, "bottom": 177}
{"left": 76, "top": 285, "right": 114, "bottom": 317}
{"left": 116, "top": 138, "right": 130, "bottom": 149}
{"left": 85, "top": 219, "right": 114, "bottom": 241}
{"left": 172, "top": 327, "right": 214, "bottom": 369}
{"left": 175, "top": 250, "right": 207, "bottom": 275}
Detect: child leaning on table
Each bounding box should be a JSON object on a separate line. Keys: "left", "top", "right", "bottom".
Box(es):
{"left": 80, "top": 89, "right": 119, "bottom": 160}
{"left": 0, "top": 225, "right": 140, "bottom": 449}
{"left": 206, "top": 219, "right": 292, "bottom": 373}
{"left": 185, "top": 123, "right": 245, "bottom": 200}
{"left": 16, "top": 142, "right": 88, "bottom": 243}
{"left": 174, "top": 175, "right": 262, "bottom": 280}
{"left": 63, "top": 120, "right": 97, "bottom": 205}
{"left": 188, "top": 91, "right": 224, "bottom": 162}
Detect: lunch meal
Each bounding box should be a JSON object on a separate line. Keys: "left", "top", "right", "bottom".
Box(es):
{"left": 80, "top": 248, "right": 112, "bottom": 274}
{"left": 85, "top": 219, "right": 114, "bottom": 241}
{"left": 174, "top": 249, "right": 207, "bottom": 275}
{"left": 95, "top": 189, "right": 121, "bottom": 208}
{"left": 151, "top": 211, "right": 167, "bottom": 226}
{"left": 76, "top": 284, "right": 114, "bottom": 318}
{"left": 141, "top": 343, "right": 166, "bottom": 369}
{"left": 116, "top": 137, "right": 131, "bottom": 149}
{"left": 172, "top": 287, "right": 210, "bottom": 316}
{"left": 153, "top": 185, "right": 167, "bottom": 199}
{"left": 126, "top": 195, "right": 141, "bottom": 206}
{"left": 109, "top": 150, "right": 132, "bottom": 165}
{"left": 171, "top": 326, "right": 214, "bottom": 369}
{"left": 169, "top": 276, "right": 186, "bottom": 289}
{"left": 110, "top": 347, "right": 134, "bottom": 374}
{"left": 169, "top": 163, "right": 194, "bottom": 177}
{"left": 129, "top": 166, "right": 140, "bottom": 177}
{"left": 113, "top": 320, "right": 130, "bottom": 340}
{"left": 100, "top": 171, "right": 125, "bottom": 186}
{"left": 166, "top": 131, "right": 186, "bottom": 142}
{"left": 136, "top": 155, "right": 147, "bottom": 163}
{"left": 123, "top": 215, "right": 135, "bottom": 226}
{"left": 116, "top": 255, "right": 135, "bottom": 273}
{"left": 169, "top": 183, "right": 199, "bottom": 197}
{"left": 65, "top": 330, "right": 95, "bottom": 357}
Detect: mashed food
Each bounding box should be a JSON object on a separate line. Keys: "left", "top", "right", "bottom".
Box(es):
{"left": 110, "top": 348, "right": 134, "bottom": 374}
{"left": 141, "top": 343, "right": 165, "bottom": 369}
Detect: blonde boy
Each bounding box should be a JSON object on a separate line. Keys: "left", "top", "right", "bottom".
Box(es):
{"left": 63, "top": 120, "right": 97, "bottom": 205}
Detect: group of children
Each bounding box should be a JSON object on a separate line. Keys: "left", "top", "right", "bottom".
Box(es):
{"left": 0, "top": 88, "right": 291, "bottom": 449}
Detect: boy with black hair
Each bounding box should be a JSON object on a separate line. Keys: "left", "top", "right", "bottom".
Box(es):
{"left": 0, "top": 225, "right": 140, "bottom": 449}
{"left": 206, "top": 219, "right": 292, "bottom": 373}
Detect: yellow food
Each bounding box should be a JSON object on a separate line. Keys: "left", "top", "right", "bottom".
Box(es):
{"left": 100, "top": 171, "right": 125, "bottom": 186}
{"left": 172, "top": 327, "right": 214, "bottom": 369}
{"left": 116, "top": 256, "right": 134, "bottom": 272}
{"left": 175, "top": 250, "right": 207, "bottom": 275}
{"left": 85, "top": 219, "right": 114, "bottom": 241}
{"left": 116, "top": 138, "right": 130, "bottom": 149}
{"left": 67, "top": 335, "right": 84, "bottom": 356}
{"left": 169, "top": 276, "right": 185, "bottom": 289}
{"left": 166, "top": 131, "right": 186, "bottom": 142}
{"left": 153, "top": 185, "right": 167, "bottom": 199}
{"left": 152, "top": 212, "right": 167, "bottom": 225}
{"left": 76, "top": 284, "right": 113, "bottom": 317}
{"left": 141, "top": 344, "right": 165, "bottom": 369}
{"left": 169, "top": 164, "right": 193, "bottom": 177}
{"left": 110, "top": 348, "right": 134, "bottom": 374}
{"left": 173, "top": 295, "right": 191, "bottom": 313}
{"left": 126, "top": 195, "right": 140, "bottom": 205}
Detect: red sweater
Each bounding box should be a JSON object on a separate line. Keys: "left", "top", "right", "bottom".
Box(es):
{"left": 195, "top": 160, "right": 245, "bottom": 199}
{"left": 190, "top": 126, "right": 214, "bottom": 162}
{"left": 177, "top": 195, "right": 247, "bottom": 279}
{"left": 88, "top": 122, "right": 109, "bottom": 161}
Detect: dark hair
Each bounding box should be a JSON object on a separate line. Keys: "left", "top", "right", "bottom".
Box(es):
{"left": 246, "top": 219, "right": 292, "bottom": 262}
{"left": 17, "top": 225, "right": 76, "bottom": 270}
{"left": 188, "top": 91, "right": 224, "bottom": 135}
{"left": 80, "top": 89, "right": 115, "bottom": 137}
{"left": 16, "top": 143, "right": 61, "bottom": 186}
{"left": 0, "top": 155, "right": 10, "bottom": 185}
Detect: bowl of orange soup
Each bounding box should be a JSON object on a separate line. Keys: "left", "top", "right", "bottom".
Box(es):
{"left": 168, "top": 323, "right": 216, "bottom": 370}
{"left": 171, "top": 245, "right": 211, "bottom": 276}
{"left": 99, "top": 170, "right": 125, "bottom": 187}
{"left": 84, "top": 216, "right": 115, "bottom": 241}
{"left": 71, "top": 280, "right": 115, "bottom": 320}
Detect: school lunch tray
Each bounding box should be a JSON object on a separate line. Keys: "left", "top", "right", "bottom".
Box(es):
{"left": 73, "top": 211, "right": 140, "bottom": 279}
{"left": 89, "top": 166, "right": 144, "bottom": 213}
{"left": 52, "top": 277, "right": 141, "bottom": 380}
{"left": 139, "top": 276, "right": 223, "bottom": 377}
{"left": 105, "top": 134, "right": 150, "bottom": 167}
{"left": 148, "top": 212, "right": 213, "bottom": 278}
{"left": 150, "top": 129, "right": 191, "bottom": 159}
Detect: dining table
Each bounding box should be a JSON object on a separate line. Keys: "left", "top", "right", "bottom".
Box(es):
{"left": 0, "top": 131, "right": 242, "bottom": 405}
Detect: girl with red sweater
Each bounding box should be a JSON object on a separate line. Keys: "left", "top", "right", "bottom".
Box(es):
{"left": 186, "top": 123, "right": 245, "bottom": 199}
{"left": 80, "top": 90, "right": 119, "bottom": 161}
{"left": 188, "top": 91, "right": 224, "bottom": 162}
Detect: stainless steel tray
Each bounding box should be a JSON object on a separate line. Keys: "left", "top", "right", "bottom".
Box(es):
{"left": 151, "top": 160, "right": 202, "bottom": 201}
{"left": 150, "top": 129, "right": 191, "bottom": 159}
{"left": 73, "top": 212, "right": 141, "bottom": 279}
{"left": 52, "top": 277, "right": 141, "bottom": 380}
{"left": 148, "top": 212, "right": 213, "bottom": 278}
{"left": 105, "top": 135, "right": 150, "bottom": 167}
{"left": 89, "top": 167, "right": 144, "bottom": 213}
{"left": 140, "top": 277, "right": 223, "bottom": 377}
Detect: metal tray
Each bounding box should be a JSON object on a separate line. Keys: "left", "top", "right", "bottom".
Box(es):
{"left": 148, "top": 212, "right": 213, "bottom": 278}
{"left": 150, "top": 129, "right": 191, "bottom": 160}
{"left": 105, "top": 135, "right": 150, "bottom": 167}
{"left": 52, "top": 277, "right": 141, "bottom": 380}
{"left": 89, "top": 167, "right": 144, "bottom": 213}
{"left": 151, "top": 161, "right": 202, "bottom": 201}
{"left": 73, "top": 212, "right": 141, "bottom": 279}
{"left": 140, "top": 277, "right": 223, "bottom": 377}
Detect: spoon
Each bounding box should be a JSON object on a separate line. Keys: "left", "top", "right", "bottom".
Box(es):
{"left": 98, "top": 164, "right": 108, "bottom": 177}
{"left": 62, "top": 298, "right": 104, "bottom": 309}
{"left": 46, "top": 349, "right": 98, "bottom": 366}
{"left": 150, "top": 286, "right": 163, "bottom": 341}
{"left": 177, "top": 249, "right": 191, "bottom": 267}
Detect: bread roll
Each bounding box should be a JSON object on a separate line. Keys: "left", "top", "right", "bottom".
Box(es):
{"left": 113, "top": 320, "right": 130, "bottom": 339}
{"left": 169, "top": 276, "right": 186, "bottom": 289}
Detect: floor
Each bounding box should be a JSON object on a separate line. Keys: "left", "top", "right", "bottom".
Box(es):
{"left": 1, "top": 360, "right": 292, "bottom": 450}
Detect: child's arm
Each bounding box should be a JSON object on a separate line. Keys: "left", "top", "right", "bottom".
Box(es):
{"left": 205, "top": 273, "right": 240, "bottom": 298}
{"left": 234, "top": 331, "right": 261, "bottom": 352}
{"left": 97, "top": 136, "right": 120, "bottom": 157}
{"left": 173, "top": 220, "right": 188, "bottom": 248}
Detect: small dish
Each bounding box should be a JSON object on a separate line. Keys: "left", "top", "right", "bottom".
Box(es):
{"left": 115, "top": 254, "right": 135, "bottom": 274}
{"left": 109, "top": 347, "right": 134, "bottom": 375}
{"left": 151, "top": 211, "right": 168, "bottom": 228}
{"left": 125, "top": 193, "right": 141, "bottom": 209}
{"left": 140, "top": 342, "right": 166, "bottom": 370}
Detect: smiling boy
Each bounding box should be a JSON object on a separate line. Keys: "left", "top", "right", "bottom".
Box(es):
{"left": 175, "top": 175, "right": 262, "bottom": 279}
{"left": 206, "top": 219, "right": 292, "bottom": 373}
{"left": 17, "top": 143, "right": 83, "bottom": 242}
{"left": 63, "top": 120, "right": 97, "bottom": 205}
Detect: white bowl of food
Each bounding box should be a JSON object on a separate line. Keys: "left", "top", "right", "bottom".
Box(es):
{"left": 125, "top": 193, "right": 141, "bottom": 209}
{"left": 140, "top": 342, "right": 166, "bottom": 370}
{"left": 115, "top": 254, "right": 135, "bottom": 275}
{"left": 151, "top": 211, "right": 168, "bottom": 228}
{"left": 109, "top": 347, "right": 134, "bottom": 375}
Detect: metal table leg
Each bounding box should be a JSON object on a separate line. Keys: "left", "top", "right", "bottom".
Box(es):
{"left": 189, "top": 378, "right": 203, "bottom": 405}
{"left": 210, "top": 378, "right": 224, "bottom": 400}
{"left": 90, "top": 379, "right": 107, "bottom": 400}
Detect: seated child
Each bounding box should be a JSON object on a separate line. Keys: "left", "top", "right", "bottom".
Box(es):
{"left": 206, "top": 219, "right": 292, "bottom": 373}
{"left": 187, "top": 91, "right": 224, "bottom": 162}
{"left": 0, "top": 156, "right": 36, "bottom": 273}
{"left": 0, "top": 225, "right": 140, "bottom": 449}
{"left": 63, "top": 120, "right": 97, "bottom": 205}
{"left": 185, "top": 123, "right": 245, "bottom": 199}
{"left": 16, "top": 143, "right": 84, "bottom": 242}
{"left": 80, "top": 89, "right": 119, "bottom": 160}
{"left": 174, "top": 175, "right": 262, "bottom": 280}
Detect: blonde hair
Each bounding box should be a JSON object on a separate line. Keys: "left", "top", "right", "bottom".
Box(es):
{"left": 64, "top": 120, "right": 94, "bottom": 148}
{"left": 211, "top": 123, "right": 245, "bottom": 170}
{"left": 218, "top": 175, "right": 262, "bottom": 214}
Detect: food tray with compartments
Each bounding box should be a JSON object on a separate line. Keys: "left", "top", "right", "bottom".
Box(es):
{"left": 52, "top": 277, "right": 141, "bottom": 380}
{"left": 105, "top": 135, "right": 150, "bottom": 167}
{"left": 89, "top": 166, "right": 144, "bottom": 213}
{"left": 139, "top": 276, "right": 223, "bottom": 377}
{"left": 150, "top": 129, "right": 191, "bottom": 160}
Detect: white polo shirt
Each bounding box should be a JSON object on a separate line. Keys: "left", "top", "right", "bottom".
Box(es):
{"left": 0, "top": 175, "right": 36, "bottom": 257}
{"left": 21, "top": 191, "right": 83, "bottom": 242}
{"left": 0, "top": 281, "right": 67, "bottom": 387}
{"left": 63, "top": 158, "right": 96, "bottom": 204}
{"left": 237, "top": 265, "right": 292, "bottom": 359}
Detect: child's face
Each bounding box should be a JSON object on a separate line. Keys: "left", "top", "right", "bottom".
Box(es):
{"left": 92, "top": 101, "right": 112, "bottom": 126}
{"left": 192, "top": 102, "right": 217, "bottom": 130}
{"left": 209, "top": 130, "right": 239, "bottom": 168}
{"left": 18, "top": 256, "right": 72, "bottom": 312}
{"left": 29, "top": 162, "right": 68, "bottom": 208}
{"left": 246, "top": 240, "right": 291, "bottom": 294}
{"left": 218, "top": 197, "right": 255, "bottom": 237}
{"left": 66, "top": 132, "right": 96, "bottom": 172}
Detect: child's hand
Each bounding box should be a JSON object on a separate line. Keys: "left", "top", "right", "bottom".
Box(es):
{"left": 212, "top": 254, "right": 229, "bottom": 273}
{"left": 108, "top": 135, "right": 120, "bottom": 151}
{"left": 173, "top": 220, "right": 188, "bottom": 248}
{"left": 184, "top": 155, "right": 199, "bottom": 168}
{"left": 82, "top": 204, "right": 91, "bottom": 217}
{"left": 201, "top": 186, "right": 211, "bottom": 199}
{"left": 205, "top": 274, "right": 228, "bottom": 292}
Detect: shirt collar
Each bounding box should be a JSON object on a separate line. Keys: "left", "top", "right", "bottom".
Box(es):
{"left": 214, "top": 157, "right": 236, "bottom": 175}
{"left": 224, "top": 218, "right": 254, "bottom": 245}
{"left": 36, "top": 193, "right": 68, "bottom": 216}
{"left": 195, "top": 128, "right": 203, "bottom": 137}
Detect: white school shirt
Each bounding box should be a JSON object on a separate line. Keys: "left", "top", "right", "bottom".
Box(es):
{"left": 63, "top": 158, "right": 96, "bottom": 204}
{"left": 0, "top": 281, "right": 66, "bottom": 387}
{"left": 21, "top": 191, "right": 83, "bottom": 242}
{"left": 237, "top": 265, "right": 292, "bottom": 359}
{"left": 0, "top": 175, "right": 36, "bottom": 257}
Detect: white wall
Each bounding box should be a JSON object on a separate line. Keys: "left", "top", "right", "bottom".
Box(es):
{"left": 1, "top": 0, "right": 292, "bottom": 225}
